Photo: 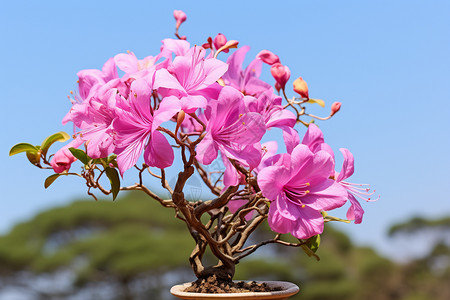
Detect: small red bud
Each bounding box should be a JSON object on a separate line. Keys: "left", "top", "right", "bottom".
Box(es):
{"left": 173, "top": 10, "right": 187, "bottom": 29}
{"left": 331, "top": 102, "right": 342, "bottom": 116}
{"left": 270, "top": 63, "right": 290, "bottom": 90}
{"left": 214, "top": 33, "right": 228, "bottom": 52}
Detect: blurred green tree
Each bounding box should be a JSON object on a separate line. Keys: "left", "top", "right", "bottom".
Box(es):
{"left": 0, "top": 194, "right": 449, "bottom": 300}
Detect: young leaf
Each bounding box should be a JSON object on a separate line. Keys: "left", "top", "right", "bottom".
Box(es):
{"left": 306, "top": 234, "right": 321, "bottom": 253}
{"left": 69, "top": 148, "right": 90, "bottom": 165}
{"left": 41, "top": 132, "right": 71, "bottom": 156}
{"left": 105, "top": 167, "right": 120, "bottom": 200}
{"left": 307, "top": 98, "right": 325, "bottom": 107}
{"left": 9, "top": 143, "right": 39, "bottom": 156}
{"left": 300, "top": 243, "right": 320, "bottom": 261}
{"left": 44, "top": 173, "right": 79, "bottom": 188}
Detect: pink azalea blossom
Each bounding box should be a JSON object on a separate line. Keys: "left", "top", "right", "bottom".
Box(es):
{"left": 258, "top": 144, "right": 348, "bottom": 239}
{"left": 76, "top": 57, "right": 118, "bottom": 100}
{"left": 154, "top": 46, "right": 228, "bottom": 113}
{"left": 221, "top": 46, "right": 272, "bottom": 97}
{"left": 50, "top": 138, "right": 84, "bottom": 173}
{"left": 196, "top": 86, "right": 266, "bottom": 186}
{"left": 114, "top": 79, "right": 181, "bottom": 174}
{"left": 244, "top": 88, "right": 296, "bottom": 130}
{"left": 114, "top": 51, "right": 158, "bottom": 81}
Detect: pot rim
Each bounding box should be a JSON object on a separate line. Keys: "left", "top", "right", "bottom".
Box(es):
{"left": 170, "top": 280, "right": 299, "bottom": 299}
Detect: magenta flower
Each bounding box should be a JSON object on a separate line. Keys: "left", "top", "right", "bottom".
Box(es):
{"left": 114, "top": 51, "right": 158, "bottom": 82}
{"left": 114, "top": 79, "right": 181, "bottom": 175}
{"left": 258, "top": 144, "right": 348, "bottom": 239}
{"left": 154, "top": 46, "right": 228, "bottom": 113}
{"left": 77, "top": 57, "right": 118, "bottom": 100}
{"left": 196, "top": 86, "right": 266, "bottom": 185}
{"left": 222, "top": 46, "right": 272, "bottom": 97}
{"left": 244, "top": 88, "right": 296, "bottom": 129}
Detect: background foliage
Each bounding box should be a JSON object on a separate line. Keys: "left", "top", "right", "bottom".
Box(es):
{"left": 0, "top": 192, "right": 448, "bottom": 299}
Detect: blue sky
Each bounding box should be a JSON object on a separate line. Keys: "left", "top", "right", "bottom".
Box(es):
{"left": 1, "top": 0, "right": 449, "bottom": 260}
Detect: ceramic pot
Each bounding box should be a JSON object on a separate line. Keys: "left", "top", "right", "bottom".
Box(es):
{"left": 170, "top": 280, "right": 299, "bottom": 300}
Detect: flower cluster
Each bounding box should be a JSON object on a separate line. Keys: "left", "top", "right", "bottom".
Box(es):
{"left": 12, "top": 10, "right": 376, "bottom": 257}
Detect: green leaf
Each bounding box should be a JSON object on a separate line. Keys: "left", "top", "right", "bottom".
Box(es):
{"left": 105, "top": 167, "right": 120, "bottom": 200}
{"left": 69, "top": 148, "right": 90, "bottom": 165}
{"left": 44, "top": 173, "right": 79, "bottom": 189}
{"left": 41, "top": 132, "right": 71, "bottom": 156}
{"left": 307, "top": 98, "right": 325, "bottom": 107}
{"left": 306, "top": 234, "right": 321, "bottom": 253}
{"left": 9, "top": 143, "right": 39, "bottom": 156}
{"left": 300, "top": 243, "right": 321, "bottom": 261}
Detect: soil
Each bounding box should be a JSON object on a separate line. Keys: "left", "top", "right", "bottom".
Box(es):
{"left": 184, "top": 274, "right": 283, "bottom": 294}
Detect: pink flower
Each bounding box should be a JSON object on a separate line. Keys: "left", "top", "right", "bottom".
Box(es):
{"left": 270, "top": 63, "right": 290, "bottom": 91}
{"left": 114, "top": 79, "right": 181, "bottom": 175}
{"left": 222, "top": 46, "right": 272, "bottom": 97}
{"left": 196, "top": 86, "right": 266, "bottom": 185}
{"left": 76, "top": 57, "right": 118, "bottom": 100}
{"left": 256, "top": 50, "right": 280, "bottom": 65}
{"left": 173, "top": 10, "right": 187, "bottom": 29}
{"left": 114, "top": 51, "right": 158, "bottom": 82}
{"left": 258, "top": 144, "right": 348, "bottom": 239}
{"left": 244, "top": 88, "right": 296, "bottom": 129}
{"left": 50, "top": 138, "right": 84, "bottom": 173}
{"left": 154, "top": 46, "right": 228, "bottom": 113}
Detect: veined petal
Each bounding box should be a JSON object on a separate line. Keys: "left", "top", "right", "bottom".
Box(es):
{"left": 180, "top": 95, "right": 207, "bottom": 113}
{"left": 201, "top": 58, "right": 228, "bottom": 87}
{"left": 154, "top": 68, "right": 187, "bottom": 93}
{"left": 302, "top": 179, "right": 348, "bottom": 211}
{"left": 196, "top": 134, "right": 219, "bottom": 165}
{"left": 346, "top": 193, "right": 364, "bottom": 224}
{"left": 152, "top": 96, "right": 182, "bottom": 131}
{"left": 116, "top": 132, "right": 148, "bottom": 176}
{"left": 114, "top": 52, "right": 139, "bottom": 74}
{"left": 336, "top": 148, "right": 355, "bottom": 182}
{"left": 258, "top": 165, "right": 291, "bottom": 201}
{"left": 266, "top": 109, "right": 296, "bottom": 129}
{"left": 282, "top": 127, "right": 300, "bottom": 154}
{"left": 144, "top": 130, "right": 174, "bottom": 169}
{"left": 267, "top": 195, "right": 324, "bottom": 239}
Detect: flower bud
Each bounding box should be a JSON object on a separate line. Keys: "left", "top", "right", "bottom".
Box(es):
{"left": 256, "top": 50, "right": 280, "bottom": 65}
{"left": 275, "top": 82, "right": 282, "bottom": 93}
{"left": 173, "top": 10, "right": 187, "bottom": 30}
{"left": 331, "top": 102, "right": 341, "bottom": 116}
{"left": 293, "top": 77, "right": 309, "bottom": 99}
{"left": 270, "top": 63, "right": 290, "bottom": 90}
{"left": 50, "top": 138, "right": 84, "bottom": 173}
{"left": 214, "top": 33, "right": 228, "bottom": 52}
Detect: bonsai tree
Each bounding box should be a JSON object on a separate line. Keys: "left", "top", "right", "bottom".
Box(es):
{"left": 10, "top": 10, "right": 376, "bottom": 290}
